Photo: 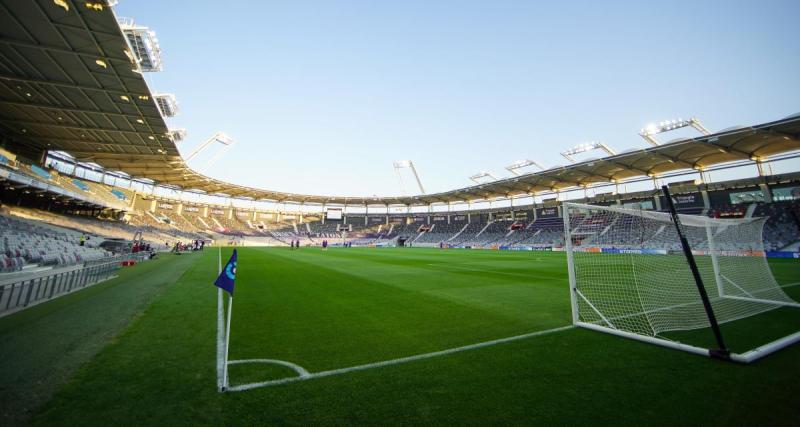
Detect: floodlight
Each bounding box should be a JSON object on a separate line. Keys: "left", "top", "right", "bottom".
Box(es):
{"left": 561, "top": 142, "right": 616, "bottom": 163}
{"left": 638, "top": 117, "right": 711, "bottom": 146}
{"left": 185, "top": 132, "right": 236, "bottom": 168}
{"left": 469, "top": 171, "right": 499, "bottom": 184}
{"left": 118, "top": 18, "right": 163, "bottom": 72}
{"left": 168, "top": 128, "right": 187, "bottom": 143}
{"left": 153, "top": 93, "right": 179, "bottom": 117}
{"left": 393, "top": 160, "right": 425, "bottom": 195}
{"left": 505, "top": 159, "right": 546, "bottom": 175}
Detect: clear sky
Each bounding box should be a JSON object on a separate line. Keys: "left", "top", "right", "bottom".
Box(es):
{"left": 115, "top": 0, "right": 800, "bottom": 197}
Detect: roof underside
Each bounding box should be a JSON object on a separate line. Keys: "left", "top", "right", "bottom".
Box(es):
{"left": 0, "top": 1, "right": 799, "bottom": 205}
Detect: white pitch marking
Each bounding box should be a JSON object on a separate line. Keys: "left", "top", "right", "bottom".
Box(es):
{"left": 226, "top": 324, "right": 573, "bottom": 392}
{"left": 228, "top": 359, "right": 311, "bottom": 378}
{"left": 781, "top": 282, "right": 800, "bottom": 289}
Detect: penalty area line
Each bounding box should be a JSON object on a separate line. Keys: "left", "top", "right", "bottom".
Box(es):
{"left": 226, "top": 324, "right": 574, "bottom": 392}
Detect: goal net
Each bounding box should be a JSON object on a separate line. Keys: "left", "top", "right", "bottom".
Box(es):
{"left": 563, "top": 202, "right": 800, "bottom": 362}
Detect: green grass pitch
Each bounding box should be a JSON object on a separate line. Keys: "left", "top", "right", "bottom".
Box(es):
{"left": 2, "top": 247, "right": 799, "bottom": 425}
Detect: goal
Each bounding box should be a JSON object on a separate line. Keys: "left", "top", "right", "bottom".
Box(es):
{"left": 563, "top": 201, "right": 800, "bottom": 362}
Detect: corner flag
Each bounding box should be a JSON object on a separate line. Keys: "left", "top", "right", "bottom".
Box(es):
{"left": 215, "top": 249, "right": 237, "bottom": 296}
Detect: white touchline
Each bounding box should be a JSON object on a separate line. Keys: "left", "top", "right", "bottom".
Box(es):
{"left": 226, "top": 324, "right": 574, "bottom": 392}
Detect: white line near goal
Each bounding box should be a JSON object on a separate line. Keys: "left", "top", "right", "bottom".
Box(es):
{"left": 225, "top": 325, "right": 573, "bottom": 392}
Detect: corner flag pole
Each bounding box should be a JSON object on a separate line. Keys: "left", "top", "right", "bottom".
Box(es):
{"left": 217, "top": 247, "right": 224, "bottom": 391}
{"left": 662, "top": 185, "right": 729, "bottom": 359}
{"left": 222, "top": 293, "right": 233, "bottom": 390}
{"left": 214, "top": 247, "right": 238, "bottom": 391}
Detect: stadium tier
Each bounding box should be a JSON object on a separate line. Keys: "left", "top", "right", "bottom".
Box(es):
{"left": 2, "top": 147, "right": 800, "bottom": 254}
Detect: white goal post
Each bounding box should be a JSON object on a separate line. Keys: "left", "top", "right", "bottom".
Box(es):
{"left": 563, "top": 201, "right": 800, "bottom": 363}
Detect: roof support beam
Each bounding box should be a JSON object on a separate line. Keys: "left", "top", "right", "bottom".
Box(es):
{"left": 63, "top": 153, "right": 178, "bottom": 163}
{"left": 0, "top": 73, "right": 146, "bottom": 99}
{"left": 0, "top": 99, "right": 162, "bottom": 120}
{"left": 0, "top": 37, "right": 133, "bottom": 65}
{"left": 605, "top": 160, "right": 652, "bottom": 176}
{"left": 32, "top": 136, "right": 163, "bottom": 150}
{"left": 703, "top": 132, "right": 756, "bottom": 158}
{"left": 49, "top": 21, "right": 125, "bottom": 40}
{"left": 0, "top": 118, "right": 163, "bottom": 137}
{"left": 651, "top": 152, "right": 695, "bottom": 169}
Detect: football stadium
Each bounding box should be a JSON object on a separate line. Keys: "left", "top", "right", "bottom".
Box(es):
{"left": 1, "top": 1, "right": 799, "bottom": 425}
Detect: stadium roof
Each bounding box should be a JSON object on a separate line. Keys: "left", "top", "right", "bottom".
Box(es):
{"left": 0, "top": 1, "right": 799, "bottom": 206}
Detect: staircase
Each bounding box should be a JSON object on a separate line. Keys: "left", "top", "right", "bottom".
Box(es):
{"left": 146, "top": 211, "right": 162, "bottom": 223}
{"left": 475, "top": 221, "right": 493, "bottom": 238}
{"left": 448, "top": 222, "right": 470, "bottom": 242}
{"left": 197, "top": 217, "right": 210, "bottom": 229}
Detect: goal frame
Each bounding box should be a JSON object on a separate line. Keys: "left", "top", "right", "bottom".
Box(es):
{"left": 563, "top": 201, "right": 800, "bottom": 363}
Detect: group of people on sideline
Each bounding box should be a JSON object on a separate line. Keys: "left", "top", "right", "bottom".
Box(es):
{"left": 290, "top": 239, "right": 354, "bottom": 250}
{"left": 170, "top": 239, "right": 205, "bottom": 253}
{"left": 131, "top": 241, "right": 152, "bottom": 253}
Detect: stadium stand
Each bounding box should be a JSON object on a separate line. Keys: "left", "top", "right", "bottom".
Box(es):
{"left": 448, "top": 216, "right": 489, "bottom": 246}
{"left": 414, "top": 221, "right": 466, "bottom": 246}
{"left": 127, "top": 212, "right": 203, "bottom": 242}
{"left": 459, "top": 220, "right": 510, "bottom": 247}
{"left": 510, "top": 217, "right": 566, "bottom": 248}
{"left": 0, "top": 213, "right": 110, "bottom": 272}
{"left": 268, "top": 223, "right": 304, "bottom": 245}
{"left": 214, "top": 215, "right": 255, "bottom": 236}
{"left": 755, "top": 201, "right": 800, "bottom": 251}
{"left": 309, "top": 221, "right": 341, "bottom": 239}
{"left": 493, "top": 221, "right": 529, "bottom": 247}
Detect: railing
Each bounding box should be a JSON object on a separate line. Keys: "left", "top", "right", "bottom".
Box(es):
{"left": 82, "top": 251, "right": 146, "bottom": 267}
{"left": 0, "top": 252, "right": 150, "bottom": 318}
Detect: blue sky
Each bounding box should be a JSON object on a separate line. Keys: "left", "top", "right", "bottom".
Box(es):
{"left": 116, "top": 0, "right": 800, "bottom": 197}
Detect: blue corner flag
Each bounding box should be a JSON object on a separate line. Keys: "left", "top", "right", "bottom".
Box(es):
{"left": 215, "top": 249, "right": 237, "bottom": 296}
